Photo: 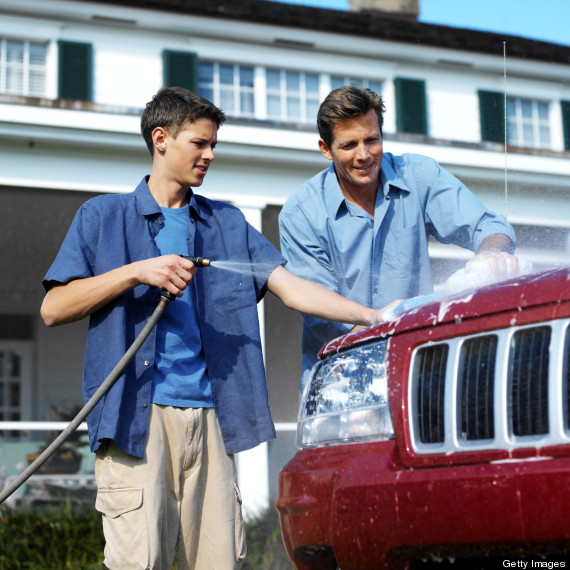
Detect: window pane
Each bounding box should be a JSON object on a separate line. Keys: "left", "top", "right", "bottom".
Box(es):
{"left": 219, "top": 64, "right": 234, "bottom": 85}
{"left": 10, "top": 353, "right": 20, "bottom": 377}
{"left": 331, "top": 76, "right": 344, "bottom": 89}
{"left": 220, "top": 88, "right": 234, "bottom": 113}
{"left": 199, "top": 62, "right": 214, "bottom": 83}
{"left": 287, "top": 96, "right": 301, "bottom": 118}
{"left": 239, "top": 66, "right": 254, "bottom": 88}
{"left": 29, "top": 70, "right": 46, "bottom": 95}
{"left": 306, "top": 73, "right": 319, "bottom": 93}
{"left": 368, "top": 80, "right": 382, "bottom": 93}
{"left": 539, "top": 126, "right": 550, "bottom": 146}
{"left": 267, "top": 69, "right": 281, "bottom": 89}
{"left": 286, "top": 71, "right": 300, "bottom": 91}
{"left": 507, "top": 120, "right": 518, "bottom": 144}
{"left": 6, "top": 40, "right": 24, "bottom": 63}
{"left": 9, "top": 383, "right": 20, "bottom": 407}
{"left": 199, "top": 87, "right": 214, "bottom": 103}
{"left": 267, "top": 94, "right": 281, "bottom": 117}
{"left": 6, "top": 69, "right": 24, "bottom": 93}
{"left": 523, "top": 124, "right": 534, "bottom": 144}
{"left": 0, "top": 384, "right": 4, "bottom": 407}
{"left": 537, "top": 103, "right": 548, "bottom": 120}
{"left": 506, "top": 99, "right": 516, "bottom": 117}
{"left": 521, "top": 100, "right": 533, "bottom": 119}
{"left": 307, "top": 99, "right": 319, "bottom": 121}
{"left": 29, "top": 43, "right": 47, "bottom": 65}
{"left": 240, "top": 92, "right": 254, "bottom": 114}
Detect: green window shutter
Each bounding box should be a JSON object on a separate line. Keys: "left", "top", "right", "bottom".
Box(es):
{"left": 163, "top": 50, "right": 199, "bottom": 92}
{"left": 478, "top": 90, "right": 504, "bottom": 143}
{"left": 561, "top": 100, "right": 570, "bottom": 151}
{"left": 394, "top": 77, "right": 427, "bottom": 135}
{"left": 58, "top": 40, "right": 93, "bottom": 101}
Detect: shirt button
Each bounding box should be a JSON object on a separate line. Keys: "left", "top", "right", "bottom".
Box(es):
{"left": 143, "top": 402, "right": 148, "bottom": 408}
{"left": 157, "top": 218, "right": 163, "bottom": 225}
{"left": 144, "top": 360, "right": 151, "bottom": 366}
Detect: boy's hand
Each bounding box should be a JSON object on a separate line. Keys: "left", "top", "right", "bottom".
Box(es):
{"left": 135, "top": 255, "right": 197, "bottom": 297}
{"left": 369, "top": 299, "right": 404, "bottom": 324}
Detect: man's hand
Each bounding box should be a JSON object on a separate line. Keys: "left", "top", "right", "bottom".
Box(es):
{"left": 469, "top": 233, "right": 518, "bottom": 279}
{"left": 466, "top": 250, "right": 519, "bottom": 279}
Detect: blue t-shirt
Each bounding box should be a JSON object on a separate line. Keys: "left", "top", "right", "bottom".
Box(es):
{"left": 151, "top": 204, "right": 214, "bottom": 408}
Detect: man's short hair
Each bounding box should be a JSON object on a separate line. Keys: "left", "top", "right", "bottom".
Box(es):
{"left": 141, "top": 86, "right": 226, "bottom": 156}
{"left": 317, "top": 85, "right": 385, "bottom": 148}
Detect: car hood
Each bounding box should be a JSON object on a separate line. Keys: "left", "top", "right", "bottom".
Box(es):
{"left": 320, "top": 265, "right": 570, "bottom": 358}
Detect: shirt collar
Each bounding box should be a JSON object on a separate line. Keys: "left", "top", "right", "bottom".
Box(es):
{"left": 322, "top": 164, "right": 351, "bottom": 218}
{"left": 323, "top": 154, "right": 411, "bottom": 219}
{"left": 135, "top": 176, "right": 161, "bottom": 216}
{"left": 380, "top": 152, "right": 411, "bottom": 197}
{"left": 134, "top": 176, "right": 208, "bottom": 221}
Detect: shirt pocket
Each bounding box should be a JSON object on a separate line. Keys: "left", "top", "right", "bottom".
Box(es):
{"left": 205, "top": 269, "right": 254, "bottom": 316}
{"left": 380, "top": 222, "right": 423, "bottom": 292}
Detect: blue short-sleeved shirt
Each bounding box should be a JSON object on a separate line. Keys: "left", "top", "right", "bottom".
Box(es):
{"left": 43, "top": 177, "right": 286, "bottom": 457}
{"left": 279, "top": 152, "right": 516, "bottom": 384}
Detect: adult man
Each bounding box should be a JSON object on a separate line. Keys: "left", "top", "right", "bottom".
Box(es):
{"left": 41, "top": 86, "right": 386, "bottom": 569}
{"left": 279, "top": 85, "right": 518, "bottom": 390}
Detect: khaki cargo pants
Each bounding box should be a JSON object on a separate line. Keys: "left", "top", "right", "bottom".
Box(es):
{"left": 95, "top": 405, "right": 246, "bottom": 569}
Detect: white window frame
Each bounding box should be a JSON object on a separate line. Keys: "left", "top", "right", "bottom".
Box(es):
{"left": 198, "top": 60, "right": 384, "bottom": 126}
{"left": 330, "top": 75, "right": 383, "bottom": 94}
{"left": 265, "top": 68, "right": 321, "bottom": 124}
{"left": 0, "top": 341, "right": 33, "bottom": 440}
{"left": 0, "top": 37, "right": 49, "bottom": 97}
{"left": 199, "top": 61, "right": 255, "bottom": 119}
{"left": 506, "top": 96, "right": 551, "bottom": 149}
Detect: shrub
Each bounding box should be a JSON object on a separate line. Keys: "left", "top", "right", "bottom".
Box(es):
{"left": 243, "top": 507, "right": 292, "bottom": 569}
{"left": 0, "top": 502, "right": 291, "bottom": 569}
{"left": 0, "top": 501, "right": 104, "bottom": 569}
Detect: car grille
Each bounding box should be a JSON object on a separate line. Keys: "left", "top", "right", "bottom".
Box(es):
{"left": 409, "top": 318, "right": 570, "bottom": 454}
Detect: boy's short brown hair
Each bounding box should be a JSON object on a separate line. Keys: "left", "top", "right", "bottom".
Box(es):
{"left": 141, "top": 86, "right": 226, "bottom": 156}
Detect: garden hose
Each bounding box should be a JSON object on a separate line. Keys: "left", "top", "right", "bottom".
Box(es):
{"left": 0, "top": 256, "right": 212, "bottom": 504}
{"left": 0, "top": 291, "right": 176, "bottom": 505}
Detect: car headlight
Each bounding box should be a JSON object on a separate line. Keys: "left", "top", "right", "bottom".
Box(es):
{"left": 297, "top": 341, "right": 395, "bottom": 448}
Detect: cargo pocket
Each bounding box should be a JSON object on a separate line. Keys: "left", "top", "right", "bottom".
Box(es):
{"left": 234, "top": 483, "right": 247, "bottom": 562}
{"left": 95, "top": 488, "right": 150, "bottom": 569}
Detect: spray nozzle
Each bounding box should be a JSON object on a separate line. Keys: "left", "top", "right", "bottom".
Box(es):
{"left": 183, "top": 256, "right": 211, "bottom": 267}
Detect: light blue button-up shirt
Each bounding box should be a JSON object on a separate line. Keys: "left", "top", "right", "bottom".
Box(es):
{"left": 279, "top": 152, "right": 515, "bottom": 386}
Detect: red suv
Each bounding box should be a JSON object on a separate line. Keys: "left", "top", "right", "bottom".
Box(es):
{"left": 276, "top": 266, "right": 570, "bottom": 569}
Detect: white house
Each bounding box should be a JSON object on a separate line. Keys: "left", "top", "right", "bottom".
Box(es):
{"left": 1, "top": 0, "right": 569, "bottom": 514}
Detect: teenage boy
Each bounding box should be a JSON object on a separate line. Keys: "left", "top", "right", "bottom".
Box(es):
{"left": 279, "top": 84, "right": 519, "bottom": 391}
{"left": 40, "top": 86, "right": 388, "bottom": 570}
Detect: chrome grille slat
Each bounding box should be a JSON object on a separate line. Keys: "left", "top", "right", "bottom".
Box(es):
{"left": 409, "top": 319, "right": 570, "bottom": 454}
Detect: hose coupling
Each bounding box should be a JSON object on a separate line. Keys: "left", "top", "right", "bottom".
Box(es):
{"left": 184, "top": 256, "right": 211, "bottom": 267}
